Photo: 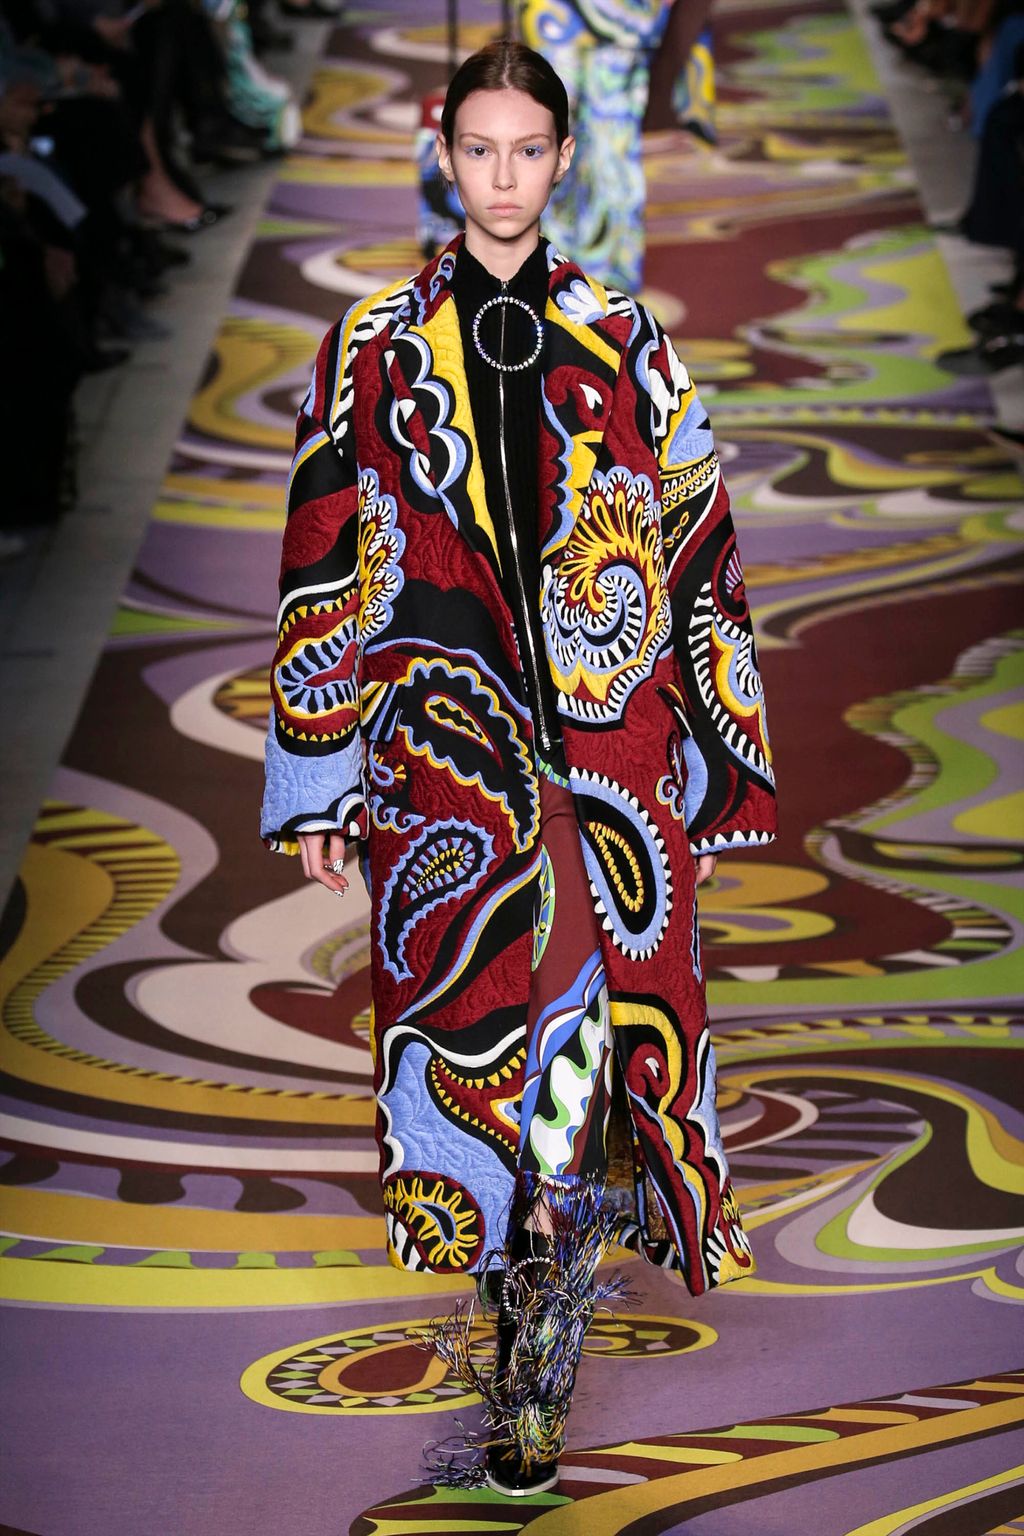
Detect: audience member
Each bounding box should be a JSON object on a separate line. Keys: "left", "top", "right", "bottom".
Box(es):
{"left": 870, "top": 0, "right": 1024, "bottom": 374}
{"left": 0, "top": 0, "right": 308, "bottom": 537}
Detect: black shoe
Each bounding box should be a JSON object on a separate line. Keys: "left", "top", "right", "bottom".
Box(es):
{"left": 967, "top": 300, "right": 1024, "bottom": 335}
{"left": 986, "top": 423, "right": 1024, "bottom": 455}
{"left": 930, "top": 212, "right": 968, "bottom": 237}
{"left": 976, "top": 332, "right": 1024, "bottom": 371}
{"left": 484, "top": 1442, "right": 560, "bottom": 1497}
{"left": 937, "top": 331, "right": 1024, "bottom": 374}
{"left": 154, "top": 203, "right": 232, "bottom": 234}
{"left": 129, "top": 230, "right": 191, "bottom": 271}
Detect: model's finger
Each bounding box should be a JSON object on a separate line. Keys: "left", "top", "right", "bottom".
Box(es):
{"left": 298, "top": 832, "right": 348, "bottom": 897}
{"left": 318, "top": 871, "right": 349, "bottom": 896}
{"left": 299, "top": 834, "right": 330, "bottom": 884}
{"left": 695, "top": 854, "right": 718, "bottom": 887}
{"left": 325, "top": 833, "right": 349, "bottom": 886}
{"left": 314, "top": 870, "right": 348, "bottom": 893}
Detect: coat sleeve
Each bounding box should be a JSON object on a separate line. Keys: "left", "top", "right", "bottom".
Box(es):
{"left": 640, "top": 307, "right": 777, "bottom": 856}
{"left": 260, "top": 314, "right": 369, "bottom": 854}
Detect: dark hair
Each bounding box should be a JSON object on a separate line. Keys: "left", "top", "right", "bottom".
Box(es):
{"left": 440, "top": 38, "right": 570, "bottom": 148}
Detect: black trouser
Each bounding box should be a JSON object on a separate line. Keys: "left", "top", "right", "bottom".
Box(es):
{"left": 964, "top": 92, "right": 1024, "bottom": 249}
{"left": 0, "top": 207, "right": 78, "bottom": 522}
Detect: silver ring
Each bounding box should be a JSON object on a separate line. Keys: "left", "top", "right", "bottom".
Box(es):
{"left": 327, "top": 858, "right": 346, "bottom": 875}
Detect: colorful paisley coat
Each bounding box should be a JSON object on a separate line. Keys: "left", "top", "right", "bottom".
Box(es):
{"left": 261, "top": 234, "right": 777, "bottom": 1296}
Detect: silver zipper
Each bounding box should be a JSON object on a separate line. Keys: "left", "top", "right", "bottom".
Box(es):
{"left": 496, "top": 279, "right": 553, "bottom": 754}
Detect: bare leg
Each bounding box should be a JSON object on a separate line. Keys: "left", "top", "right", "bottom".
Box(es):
{"left": 523, "top": 1190, "right": 555, "bottom": 1236}
{"left": 136, "top": 119, "right": 202, "bottom": 224}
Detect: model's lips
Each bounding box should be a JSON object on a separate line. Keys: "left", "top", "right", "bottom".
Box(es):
{"left": 488, "top": 204, "right": 521, "bottom": 214}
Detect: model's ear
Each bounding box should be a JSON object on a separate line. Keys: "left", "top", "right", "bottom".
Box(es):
{"left": 436, "top": 132, "right": 453, "bottom": 185}
{"left": 553, "top": 134, "right": 576, "bottom": 185}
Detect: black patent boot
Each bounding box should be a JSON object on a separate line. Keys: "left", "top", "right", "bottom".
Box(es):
{"left": 485, "top": 1426, "right": 561, "bottom": 1497}
{"left": 484, "top": 1228, "right": 563, "bottom": 1497}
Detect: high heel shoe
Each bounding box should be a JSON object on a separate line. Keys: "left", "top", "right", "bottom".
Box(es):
{"left": 150, "top": 203, "right": 232, "bottom": 234}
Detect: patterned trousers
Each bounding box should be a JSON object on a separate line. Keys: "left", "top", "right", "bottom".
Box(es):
{"left": 528, "top": 33, "right": 650, "bottom": 292}
{"left": 517, "top": 755, "right": 616, "bottom": 1184}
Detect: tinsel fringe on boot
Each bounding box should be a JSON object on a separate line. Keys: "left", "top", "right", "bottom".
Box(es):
{"left": 422, "top": 1174, "right": 633, "bottom": 1487}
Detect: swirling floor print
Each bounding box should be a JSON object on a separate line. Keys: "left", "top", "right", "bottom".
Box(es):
{"left": 1, "top": 2, "right": 1022, "bottom": 1533}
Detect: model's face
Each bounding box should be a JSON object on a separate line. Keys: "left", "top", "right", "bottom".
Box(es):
{"left": 436, "top": 87, "right": 574, "bottom": 245}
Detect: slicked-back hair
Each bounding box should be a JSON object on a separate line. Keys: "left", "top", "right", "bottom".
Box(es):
{"left": 440, "top": 37, "right": 570, "bottom": 149}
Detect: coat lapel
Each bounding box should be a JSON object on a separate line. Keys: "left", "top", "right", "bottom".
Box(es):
{"left": 537, "top": 256, "right": 628, "bottom": 565}
{"left": 389, "top": 234, "right": 629, "bottom": 574}
{"left": 389, "top": 241, "right": 501, "bottom": 576}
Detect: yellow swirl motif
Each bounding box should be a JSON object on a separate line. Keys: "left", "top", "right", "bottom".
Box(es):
{"left": 546, "top": 467, "right": 671, "bottom": 720}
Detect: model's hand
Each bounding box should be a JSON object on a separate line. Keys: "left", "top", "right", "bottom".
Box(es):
{"left": 297, "top": 832, "right": 349, "bottom": 896}
{"left": 694, "top": 854, "right": 717, "bottom": 887}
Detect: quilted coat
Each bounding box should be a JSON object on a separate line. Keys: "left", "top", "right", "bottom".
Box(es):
{"left": 262, "top": 234, "right": 777, "bottom": 1295}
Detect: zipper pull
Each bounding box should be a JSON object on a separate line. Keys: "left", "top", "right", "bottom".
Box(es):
{"left": 498, "top": 278, "right": 508, "bottom": 365}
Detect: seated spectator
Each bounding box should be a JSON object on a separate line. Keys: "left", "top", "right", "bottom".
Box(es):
{"left": 0, "top": 0, "right": 307, "bottom": 548}
{"left": 871, "top": 0, "right": 1024, "bottom": 374}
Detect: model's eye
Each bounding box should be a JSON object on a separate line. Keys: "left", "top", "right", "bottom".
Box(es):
{"left": 521, "top": 145, "right": 544, "bottom": 158}
{"left": 465, "top": 145, "right": 488, "bottom": 158}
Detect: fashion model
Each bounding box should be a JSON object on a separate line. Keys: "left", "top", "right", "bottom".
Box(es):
{"left": 517, "top": 0, "right": 717, "bottom": 289}
{"left": 261, "top": 37, "right": 777, "bottom": 1498}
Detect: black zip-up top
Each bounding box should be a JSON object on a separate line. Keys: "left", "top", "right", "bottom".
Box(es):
{"left": 450, "top": 238, "right": 563, "bottom": 758}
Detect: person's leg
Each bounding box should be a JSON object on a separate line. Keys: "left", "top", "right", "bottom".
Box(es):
{"left": 175, "top": 4, "right": 232, "bottom": 139}
{"left": 604, "top": 46, "right": 649, "bottom": 290}
{"left": 543, "top": 42, "right": 648, "bottom": 290}
{"left": 970, "top": 15, "right": 1024, "bottom": 133}
{"left": 428, "top": 760, "right": 623, "bottom": 1493}
{"left": 483, "top": 761, "right": 617, "bottom": 1493}
{"left": 133, "top": 4, "right": 209, "bottom": 217}
{"left": 963, "top": 92, "right": 1024, "bottom": 245}
{"left": 218, "top": 11, "right": 302, "bottom": 153}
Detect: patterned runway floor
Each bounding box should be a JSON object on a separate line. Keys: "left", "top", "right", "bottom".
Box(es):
{"left": 1, "top": 2, "right": 1022, "bottom": 1532}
